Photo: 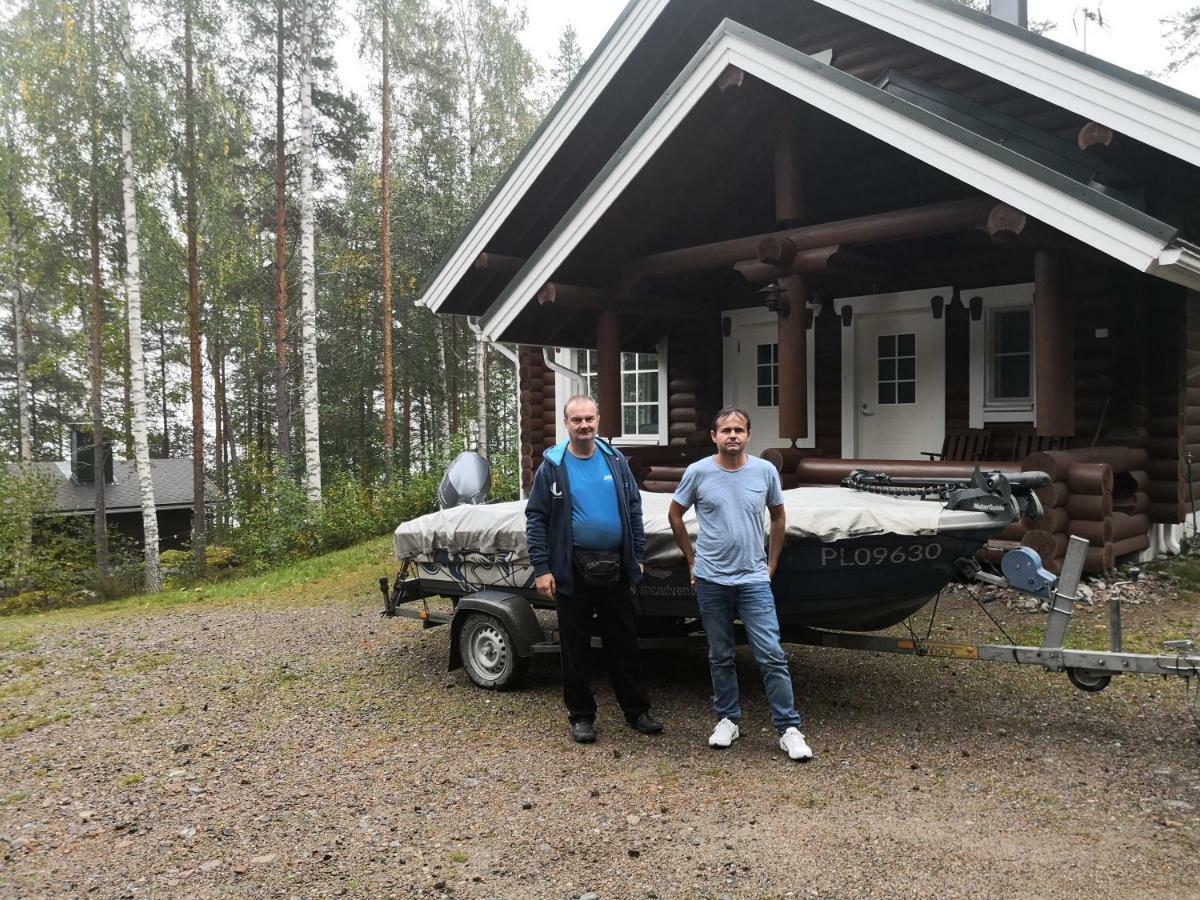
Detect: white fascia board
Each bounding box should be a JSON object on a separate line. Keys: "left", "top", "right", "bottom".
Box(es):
{"left": 418, "top": 0, "right": 670, "bottom": 313}
{"left": 481, "top": 26, "right": 1171, "bottom": 341}
{"left": 813, "top": 0, "right": 1200, "bottom": 168}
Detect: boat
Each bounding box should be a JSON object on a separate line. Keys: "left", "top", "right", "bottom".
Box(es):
{"left": 392, "top": 462, "right": 1050, "bottom": 632}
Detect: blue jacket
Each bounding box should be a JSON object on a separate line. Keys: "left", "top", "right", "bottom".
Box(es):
{"left": 525, "top": 438, "right": 645, "bottom": 597}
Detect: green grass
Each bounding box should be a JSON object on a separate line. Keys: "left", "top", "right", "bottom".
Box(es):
{"left": 0, "top": 711, "right": 71, "bottom": 741}
{"left": 0, "top": 536, "right": 395, "bottom": 634}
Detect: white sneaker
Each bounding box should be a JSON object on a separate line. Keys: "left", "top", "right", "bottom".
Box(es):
{"left": 708, "top": 718, "right": 740, "bottom": 749}
{"left": 779, "top": 727, "right": 813, "bottom": 761}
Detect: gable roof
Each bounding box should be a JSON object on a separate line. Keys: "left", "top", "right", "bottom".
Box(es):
{"left": 420, "top": 0, "right": 1200, "bottom": 321}
{"left": 477, "top": 20, "right": 1200, "bottom": 342}
{"left": 22, "top": 459, "right": 207, "bottom": 516}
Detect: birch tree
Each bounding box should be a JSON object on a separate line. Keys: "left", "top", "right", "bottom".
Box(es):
{"left": 119, "top": 0, "right": 162, "bottom": 592}
{"left": 298, "top": 0, "right": 321, "bottom": 503}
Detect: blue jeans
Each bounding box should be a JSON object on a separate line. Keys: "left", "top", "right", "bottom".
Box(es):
{"left": 695, "top": 578, "right": 802, "bottom": 734}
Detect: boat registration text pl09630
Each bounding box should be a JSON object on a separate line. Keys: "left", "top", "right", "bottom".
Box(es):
{"left": 819, "top": 543, "right": 944, "bottom": 568}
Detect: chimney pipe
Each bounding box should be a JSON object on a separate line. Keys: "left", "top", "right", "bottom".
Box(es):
{"left": 990, "top": 0, "right": 1028, "bottom": 28}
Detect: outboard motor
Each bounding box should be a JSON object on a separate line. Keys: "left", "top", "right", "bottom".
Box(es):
{"left": 437, "top": 451, "right": 492, "bottom": 509}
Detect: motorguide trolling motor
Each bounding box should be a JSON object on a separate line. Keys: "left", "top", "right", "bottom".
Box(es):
{"left": 437, "top": 451, "right": 492, "bottom": 509}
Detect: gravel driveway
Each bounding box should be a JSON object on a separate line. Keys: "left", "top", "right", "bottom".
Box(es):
{"left": 1, "top": 567, "right": 1198, "bottom": 899}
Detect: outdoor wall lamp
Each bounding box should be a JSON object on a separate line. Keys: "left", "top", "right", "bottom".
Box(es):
{"left": 759, "top": 280, "right": 790, "bottom": 318}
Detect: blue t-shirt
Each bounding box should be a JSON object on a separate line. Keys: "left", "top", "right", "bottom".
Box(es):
{"left": 672, "top": 455, "right": 784, "bottom": 585}
{"left": 564, "top": 450, "right": 623, "bottom": 550}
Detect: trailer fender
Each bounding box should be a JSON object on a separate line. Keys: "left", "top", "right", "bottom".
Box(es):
{"left": 448, "top": 591, "right": 543, "bottom": 671}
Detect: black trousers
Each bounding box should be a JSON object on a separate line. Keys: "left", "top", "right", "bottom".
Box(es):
{"left": 555, "top": 580, "right": 650, "bottom": 724}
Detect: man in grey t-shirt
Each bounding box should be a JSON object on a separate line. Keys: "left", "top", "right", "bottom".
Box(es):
{"left": 668, "top": 407, "right": 812, "bottom": 761}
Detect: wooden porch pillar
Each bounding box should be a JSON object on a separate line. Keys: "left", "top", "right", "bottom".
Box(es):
{"left": 774, "top": 120, "right": 805, "bottom": 226}
{"left": 778, "top": 275, "right": 808, "bottom": 442}
{"left": 1034, "top": 249, "right": 1075, "bottom": 436}
{"left": 597, "top": 310, "right": 621, "bottom": 438}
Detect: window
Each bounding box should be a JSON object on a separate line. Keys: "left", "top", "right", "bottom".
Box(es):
{"left": 575, "top": 349, "right": 662, "bottom": 439}
{"left": 988, "top": 308, "right": 1032, "bottom": 403}
{"left": 877, "top": 333, "right": 917, "bottom": 406}
{"left": 622, "top": 352, "right": 660, "bottom": 436}
{"left": 756, "top": 343, "right": 779, "bottom": 408}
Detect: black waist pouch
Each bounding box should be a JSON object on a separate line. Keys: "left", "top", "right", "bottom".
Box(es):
{"left": 573, "top": 548, "right": 622, "bottom": 587}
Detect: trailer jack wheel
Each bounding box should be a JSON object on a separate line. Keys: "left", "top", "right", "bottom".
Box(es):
{"left": 459, "top": 612, "right": 529, "bottom": 690}
{"left": 1067, "top": 668, "right": 1112, "bottom": 693}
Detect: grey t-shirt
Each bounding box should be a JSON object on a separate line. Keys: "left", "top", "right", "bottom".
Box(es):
{"left": 672, "top": 455, "right": 784, "bottom": 585}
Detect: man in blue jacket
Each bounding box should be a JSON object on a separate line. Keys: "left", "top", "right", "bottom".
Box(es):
{"left": 526, "top": 394, "right": 663, "bottom": 743}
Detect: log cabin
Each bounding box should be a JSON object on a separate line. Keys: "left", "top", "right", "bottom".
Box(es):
{"left": 419, "top": 0, "right": 1200, "bottom": 575}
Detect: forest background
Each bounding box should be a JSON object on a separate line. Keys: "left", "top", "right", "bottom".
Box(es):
{"left": 0, "top": 0, "right": 1197, "bottom": 609}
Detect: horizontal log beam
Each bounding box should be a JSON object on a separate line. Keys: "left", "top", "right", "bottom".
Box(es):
{"left": 536, "top": 282, "right": 706, "bottom": 320}
{"left": 735, "top": 245, "right": 891, "bottom": 284}
{"left": 623, "top": 197, "right": 997, "bottom": 280}
{"left": 474, "top": 252, "right": 525, "bottom": 273}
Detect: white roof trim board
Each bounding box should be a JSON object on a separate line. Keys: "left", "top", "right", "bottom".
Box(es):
{"left": 813, "top": 0, "right": 1200, "bottom": 168}
{"left": 418, "top": 0, "right": 671, "bottom": 313}
{"left": 479, "top": 22, "right": 1197, "bottom": 341}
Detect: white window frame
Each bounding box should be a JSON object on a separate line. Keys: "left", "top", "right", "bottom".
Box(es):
{"left": 969, "top": 283, "right": 1036, "bottom": 427}
{"left": 553, "top": 343, "right": 668, "bottom": 446}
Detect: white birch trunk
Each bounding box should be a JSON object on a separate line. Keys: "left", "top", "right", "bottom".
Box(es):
{"left": 120, "top": 0, "right": 162, "bottom": 593}
{"left": 299, "top": 0, "right": 321, "bottom": 504}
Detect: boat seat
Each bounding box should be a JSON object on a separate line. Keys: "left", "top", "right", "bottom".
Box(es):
{"left": 921, "top": 429, "right": 991, "bottom": 462}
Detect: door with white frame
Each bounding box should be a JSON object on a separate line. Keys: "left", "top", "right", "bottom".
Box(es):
{"left": 843, "top": 290, "right": 947, "bottom": 460}
{"left": 722, "top": 308, "right": 815, "bottom": 450}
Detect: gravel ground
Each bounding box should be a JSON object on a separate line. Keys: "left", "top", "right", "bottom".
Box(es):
{"left": 1, "top": 572, "right": 1198, "bottom": 899}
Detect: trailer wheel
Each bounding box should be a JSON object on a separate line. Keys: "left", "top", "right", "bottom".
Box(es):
{"left": 1067, "top": 668, "right": 1112, "bottom": 693}
{"left": 459, "top": 612, "right": 529, "bottom": 690}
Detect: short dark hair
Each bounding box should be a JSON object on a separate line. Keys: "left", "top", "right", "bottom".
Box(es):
{"left": 711, "top": 406, "right": 751, "bottom": 432}
{"left": 563, "top": 394, "right": 598, "bottom": 419}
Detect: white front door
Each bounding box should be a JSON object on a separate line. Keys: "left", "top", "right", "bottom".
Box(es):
{"left": 852, "top": 305, "right": 945, "bottom": 459}
{"left": 722, "top": 309, "right": 815, "bottom": 449}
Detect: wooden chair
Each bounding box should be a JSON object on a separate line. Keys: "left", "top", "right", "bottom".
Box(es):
{"left": 1011, "top": 429, "right": 1069, "bottom": 461}
{"left": 921, "top": 429, "right": 992, "bottom": 461}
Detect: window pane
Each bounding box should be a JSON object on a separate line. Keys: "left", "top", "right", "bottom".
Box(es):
{"left": 622, "top": 352, "right": 636, "bottom": 370}
{"left": 758, "top": 386, "right": 773, "bottom": 408}
{"left": 995, "top": 354, "right": 1031, "bottom": 399}
{"left": 879, "top": 382, "right": 896, "bottom": 405}
{"left": 637, "top": 405, "right": 658, "bottom": 433}
{"left": 897, "top": 333, "right": 916, "bottom": 357}
{"left": 772, "top": 386, "right": 780, "bottom": 406}
{"left": 623, "top": 407, "right": 636, "bottom": 434}
{"left": 639, "top": 353, "right": 658, "bottom": 370}
{"left": 878, "top": 358, "right": 896, "bottom": 381}
{"left": 878, "top": 334, "right": 895, "bottom": 357}
{"left": 897, "top": 357, "right": 916, "bottom": 380}
{"left": 996, "top": 310, "right": 1031, "bottom": 354}
{"left": 622, "top": 375, "right": 637, "bottom": 402}
{"left": 638, "top": 373, "right": 657, "bottom": 402}
{"left": 897, "top": 381, "right": 916, "bottom": 404}
{"left": 757, "top": 343, "right": 772, "bottom": 365}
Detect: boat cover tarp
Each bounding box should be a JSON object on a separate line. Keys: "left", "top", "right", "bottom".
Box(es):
{"left": 393, "top": 487, "right": 943, "bottom": 566}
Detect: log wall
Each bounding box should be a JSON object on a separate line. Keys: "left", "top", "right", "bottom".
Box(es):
{"left": 518, "top": 346, "right": 558, "bottom": 493}
{"left": 667, "top": 320, "right": 722, "bottom": 449}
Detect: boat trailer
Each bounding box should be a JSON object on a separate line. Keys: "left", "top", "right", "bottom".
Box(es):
{"left": 382, "top": 534, "right": 1199, "bottom": 695}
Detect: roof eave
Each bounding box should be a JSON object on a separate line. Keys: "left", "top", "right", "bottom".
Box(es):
{"left": 812, "top": 0, "right": 1200, "bottom": 168}
{"left": 479, "top": 20, "right": 1181, "bottom": 342}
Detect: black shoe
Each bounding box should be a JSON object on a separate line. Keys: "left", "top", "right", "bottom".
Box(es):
{"left": 570, "top": 720, "right": 597, "bottom": 743}
{"left": 627, "top": 711, "right": 664, "bottom": 735}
